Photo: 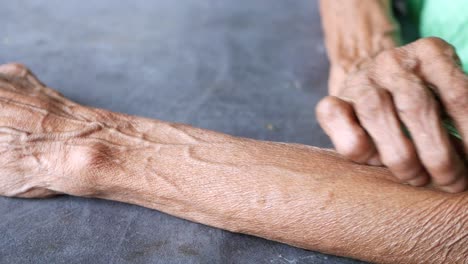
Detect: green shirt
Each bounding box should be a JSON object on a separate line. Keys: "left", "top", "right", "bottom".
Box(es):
{"left": 407, "top": 0, "right": 468, "bottom": 73}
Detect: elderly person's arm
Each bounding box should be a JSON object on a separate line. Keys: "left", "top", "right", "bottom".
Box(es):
{"left": 318, "top": 0, "right": 468, "bottom": 193}
{"left": 0, "top": 64, "right": 466, "bottom": 264}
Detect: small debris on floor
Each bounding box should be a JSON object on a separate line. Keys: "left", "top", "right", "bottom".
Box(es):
{"left": 266, "top": 123, "right": 276, "bottom": 131}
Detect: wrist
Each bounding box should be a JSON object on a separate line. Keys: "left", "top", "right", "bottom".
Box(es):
{"left": 45, "top": 107, "right": 131, "bottom": 197}
{"left": 320, "top": 0, "right": 400, "bottom": 95}
{"left": 328, "top": 36, "right": 397, "bottom": 96}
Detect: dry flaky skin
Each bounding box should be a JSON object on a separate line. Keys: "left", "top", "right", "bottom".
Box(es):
{"left": 0, "top": 63, "right": 466, "bottom": 263}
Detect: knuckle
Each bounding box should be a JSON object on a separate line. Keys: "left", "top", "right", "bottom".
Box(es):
{"left": 418, "top": 37, "right": 447, "bottom": 49}
{"left": 396, "top": 86, "right": 434, "bottom": 118}
{"left": 375, "top": 49, "right": 401, "bottom": 68}
{"left": 417, "top": 37, "right": 454, "bottom": 55}
{"left": 345, "top": 70, "right": 373, "bottom": 90}
{"left": 445, "top": 87, "right": 468, "bottom": 109}
{"left": 355, "top": 88, "right": 389, "bottom": 118}
{"left": 374, "top": 51, "right": 419, "bottom": 84}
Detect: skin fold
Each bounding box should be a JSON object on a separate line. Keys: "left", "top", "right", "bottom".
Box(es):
{"left": 0, "top": 63, "right": 466, "bottom": 263}
{"left": 318, "top": 0, "right": 468, "bottom": 193}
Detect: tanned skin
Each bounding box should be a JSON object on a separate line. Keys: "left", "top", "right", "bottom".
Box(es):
{"left": 0, "top": 63, "right": 466, "bottom": 263}
{"left": 318, "top": 0, "right": 468, "bottom": 193}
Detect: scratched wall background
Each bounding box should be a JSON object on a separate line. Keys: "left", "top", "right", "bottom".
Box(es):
{"left": 0, "top": 1, "right": 366, "bottom": 263}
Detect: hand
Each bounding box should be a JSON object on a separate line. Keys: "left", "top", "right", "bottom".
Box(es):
{"left": 316, "top": 37, "right": 468, "bottom": 193}
{"left": 0, "top": 63, "right": 99, "bottom": 198}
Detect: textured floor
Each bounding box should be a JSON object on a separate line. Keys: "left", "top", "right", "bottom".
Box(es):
{"left": 0, "top": 1, "right": 366, "bottom": 263}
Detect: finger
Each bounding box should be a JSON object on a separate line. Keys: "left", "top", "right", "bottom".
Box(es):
{"left": 351, "top": 81, "right": 429, "bottom": 186}
{"left": 406, "top": 38, "right": 468, "bottom": 192}
{"left": 373, "top": 59, "right": 466, "bottom": 192}
{"left": 316, "top": 96, "right": 379, "bottom": 164}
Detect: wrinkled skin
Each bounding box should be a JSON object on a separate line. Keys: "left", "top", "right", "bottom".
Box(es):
{"left": 0, "top": 63, "right": 69, "bottom": 198}
{"left": 0, "top": 63, "right": 466, "bottom": 263}
{"left": 317, "top": 38, "right": 468, "bottom": 193}
{"left": 0, "top": 63, "right": 110, "bottom": 198}
{"left": 318, "top": 0, "right": 468, "bottom": 193}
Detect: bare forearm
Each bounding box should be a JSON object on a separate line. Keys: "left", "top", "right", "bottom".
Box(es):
{"left": 0, "top": 64, "right": 465, "bottom": 263}
{"left": 319, "top": 0, "right": 400, "bottom": 94}
{"left": 61, "top": 110, "right": 467, "bottom": 264}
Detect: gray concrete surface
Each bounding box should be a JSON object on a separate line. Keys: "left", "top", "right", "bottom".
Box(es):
{"left": 0, "top": 1, "right": 367, "bottom": 263}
